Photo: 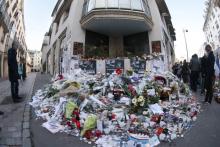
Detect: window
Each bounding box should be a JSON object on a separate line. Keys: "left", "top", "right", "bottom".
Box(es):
{"left": 119, "top": 0, "right": 130, "bottom": 9}
{"left": 107, "top": 0, "right": 118, "bottom": 8}
{"left": 131, "top": 0, "right": 143, "bottom": 10}
{"left": 96, "top": 0, "right": 106, "bottom": 8}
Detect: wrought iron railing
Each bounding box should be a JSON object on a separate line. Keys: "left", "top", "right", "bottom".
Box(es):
{"left": 82, "top": 0, "right": 151, "bottom": 18}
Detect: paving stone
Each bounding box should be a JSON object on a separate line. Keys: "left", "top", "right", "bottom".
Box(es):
{"left": 5, "top": 138, "right": 15, "bottom": 145}
{"left": 14, "top": 137, "right": 22, "bottom": 145}
{"left": 22, "top": 129, "right": 30, "bottom": 138}
{"left": 7, "top": 127, "right": 17, "bottom": 132}
{"left": 23, "top": 116, "right": 29, "bottom": 122}
{"left": 0, "top": 137, "right": 7, "bottom": 145}
{"left": 22, "top": 122, "right": 29, "bottom": 129}
{"left": 22, "top": 138, "right": 31, "bottom": 147}
{"left": 23, "top": 112, "right": 30, "bottom": 117}
{"left": 12, "top": 132, "right": 21, "bottom": 138}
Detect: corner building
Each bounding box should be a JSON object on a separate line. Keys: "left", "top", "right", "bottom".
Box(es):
{"left": 43, "top": 0, "right": 176, "bottom": 75}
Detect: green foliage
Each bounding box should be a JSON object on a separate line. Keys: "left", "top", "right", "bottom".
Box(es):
{"left": 46, "top": 87, "right": 59, "bottom": 98}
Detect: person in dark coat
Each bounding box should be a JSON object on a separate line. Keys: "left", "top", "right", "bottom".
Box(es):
{"left": 8, "top": 42, "right": 22, "bottom": 103}
{"left": 200, "top": 55, "right": 207, "bottom": 94}
{"left": 189, "top": 54, "right": 200, "bottom": 92}
{"left": 182, "top": 60, "right": 190, "bottom": 83}
{"left": 204, "top": 44, "right": 215, "bottom": 104}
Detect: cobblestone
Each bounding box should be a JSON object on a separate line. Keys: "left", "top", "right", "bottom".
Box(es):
{"left": 7, "top": 127, "right": 18, "bottom": 132}
{"left": 23, "top": 122, "right": 30, "bottom": 129}
{"left": 22, "top": 138, "right": 31, "bottom": 147}
{"left": 23, "top": 116, "right": 29, "bottom": 122}
{"left": 12, "top": 132, "right": 22, "bottom": 138}
{"left": 22, "top": 129, "right": 30, "bottom": 138}
{"left": 0, "top": 73, "right": 36, "bottom": 146}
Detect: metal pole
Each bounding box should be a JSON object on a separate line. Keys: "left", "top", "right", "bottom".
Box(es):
{"left": 183, "top": 29, "right": 189, "bottom": 62}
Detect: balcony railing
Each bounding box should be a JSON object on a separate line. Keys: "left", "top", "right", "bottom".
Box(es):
{"left": 82, "top": 0, "right": 151, "bottom": 18}
{"left": 0, "top": 0, "right": 11, "bottom": 32}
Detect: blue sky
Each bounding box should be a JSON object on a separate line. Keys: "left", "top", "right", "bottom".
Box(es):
{"left": 24, "top": 0, "right": 57, "bottom": 51}
{"left": 24, "top": 0, "right": 206, "bottom": 60}
{"left": 166, "top": 0, "right": 206, "bottom": 60}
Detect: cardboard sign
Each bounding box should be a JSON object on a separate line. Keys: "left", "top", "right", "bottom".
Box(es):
{"left": 105, "top": 59, "right": 124, "bottom": 75}
{"left": 79, "top": 60, "right": 96, "bottom": 74}
{"left": 130, "top": 59, "right": 146, "bottom": 74}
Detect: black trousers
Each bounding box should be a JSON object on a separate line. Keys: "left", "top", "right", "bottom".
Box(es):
{"left": 205, "top": 76, "right": 214, "bottom": 103}
{"left": 190, "top": 71, "right": 199, "bottom": 92}
{"left": 11, "top": 81, "right": 19, "bottom": 99}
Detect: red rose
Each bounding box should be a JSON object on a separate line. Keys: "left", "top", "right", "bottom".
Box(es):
{"left": 75, "top": 121, "right": 81, "bottom": 129}
{"left": 156, "top": 127, "right": 164, "bottom": 136}
{"left": 116, "top": 68, "right": 122, "bottom": 75}
{"left": 66, "top": 121, "right": 71, "bottom": 127}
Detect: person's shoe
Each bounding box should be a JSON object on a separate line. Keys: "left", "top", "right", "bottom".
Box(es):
{"left": 13, "top": 99, "right": 23, "bottom": 103}
{"left": 0, "top": 111, "right": 4, "bottom": 115}
{"left": 17, "top": 96, "right": 23, "bottom": 100}
{"left": 205, "top": 102, "right": 210, "bottom": 105}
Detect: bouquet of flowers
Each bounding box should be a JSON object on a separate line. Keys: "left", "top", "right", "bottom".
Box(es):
{"left": 130, "top": 96, "right": 147, "bottom": 114}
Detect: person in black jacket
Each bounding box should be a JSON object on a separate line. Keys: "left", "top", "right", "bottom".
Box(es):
{"left": 8, "top": 42, "right": 22, "bottom": 103}
{"left": 200, "top": 55, "right": 207, "bottom": 94}
{"left": 204, "top": 44, "right": 215, "bottom": 104}
{"left": 190, "top": 54, "right": 200, "bottom": 92}
{"left": 182, "top": 60, "right": 190, "bottom": 83}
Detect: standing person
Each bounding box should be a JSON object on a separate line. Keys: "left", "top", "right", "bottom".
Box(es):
{"left": 177, "top": 61, "right": 183, "bottom": 80}
{"left": 172, "top": 63, "right": 178, "bottom": 76}
{"left": 182, "top": 60, "right": 190, "bottom": 83}
{"left": 18, "top": 62, "right": 23, "bottom": 81}
{"left": 189, "top": 54, "right": 200, "bottom": 92}
{"left": 22, "top": 62, "right": 26, "bottom": 80}
{"left": 8, "top": 42, "right": 22, "bottom": 103}
{"left": 204, "top": 45, "right": 215, "bottom": 104}
{"left": 200, "top": 55, "right": 207, "bottom": 94}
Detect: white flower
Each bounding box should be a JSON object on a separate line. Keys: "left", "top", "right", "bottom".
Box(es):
{"left": 132, "top": 98, "right": 137, "bottom": 104}
{"left": 138, "top": 96, "right": 144, "bottom": 102}
{"left": 140, "top": 101, "right": 145, "bottom": 107}
{"left": 143, "top": 111, "right": 148, "bottom": 115}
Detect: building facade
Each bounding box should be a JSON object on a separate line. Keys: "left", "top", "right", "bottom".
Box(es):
{"left": 203, "top": 0, "right": 220, "bottom": 50}
{"left": 0, "top": 0, "right": 27, "bottom": 78}
{"left": 28, "top": 50, "right": 41, "bottom": 72}
{"left": 42, "top": 0, "right": 176, "bottom": 75}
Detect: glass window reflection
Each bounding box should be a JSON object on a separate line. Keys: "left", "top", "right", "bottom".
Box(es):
{"left": 96, "top": 0, "right": 106, "bottom": 8}
{"left": 119, "top": 0, "right": 130, "bottom": 9}
{"left": 131, "top": 0, "right": 143, "bottom": 10}
{"left": 107, "top": 0, "right": 118, "bottom": 8}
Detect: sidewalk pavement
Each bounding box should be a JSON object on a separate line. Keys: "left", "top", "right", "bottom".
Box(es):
{"left": 0, "top": 73, "right": 37, "bottom": 147}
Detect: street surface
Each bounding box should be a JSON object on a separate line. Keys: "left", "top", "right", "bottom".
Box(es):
{"left": 1, "top": 73, "right": 220, "bottom": 147}
{"left": 0, "top": 73, "right": 37, "bottom": 147}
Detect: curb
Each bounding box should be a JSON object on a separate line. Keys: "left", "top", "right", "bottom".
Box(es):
{"left": 22, "top": 73, "right": 37, "bottom": 147}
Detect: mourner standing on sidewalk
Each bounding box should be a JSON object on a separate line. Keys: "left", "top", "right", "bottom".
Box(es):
{"left": 8, "top": 42, "right": 22, "bottom": 103}
{"left": 190, "top": 54, "right": 200, "bottom": 92}
{"left": 204, "top": 44, "right": 215, "bottom": 104}
{"left": 200, "top": 55, "right": 207, "bottom": 95}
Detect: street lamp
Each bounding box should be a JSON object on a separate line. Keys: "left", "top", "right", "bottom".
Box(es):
{"left": 183, "top": 29, "right": 189, "bottom": 62}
